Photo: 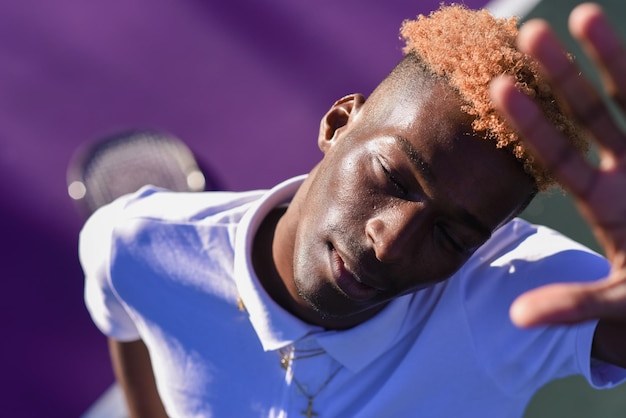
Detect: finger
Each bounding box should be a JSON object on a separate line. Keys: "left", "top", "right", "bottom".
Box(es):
{"left": 490, "top": 76, "right": 599, "bottom": 201}
{"left": 569, "top": 3, "right": 626, "bottom": 112}
{"left": 510, "top": 280, "right": 623, "bottom": 327}
{"left": 517, "top": 19, "right": 626, "bottom": 155}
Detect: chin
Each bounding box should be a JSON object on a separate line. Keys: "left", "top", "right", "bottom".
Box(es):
{"left": 294, "top": 277, "right": 343, "bottom": 317}
{"left": 296, "top": 277, "right": 386, "bottom": 322}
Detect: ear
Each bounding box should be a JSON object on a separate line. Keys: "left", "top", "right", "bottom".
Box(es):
{"left": 318, "top": 93, "right": 365, "bottom": 153}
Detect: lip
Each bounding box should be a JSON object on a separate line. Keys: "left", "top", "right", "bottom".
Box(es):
{"left": 330, "top": 245, "right": 383, "bottom": 301}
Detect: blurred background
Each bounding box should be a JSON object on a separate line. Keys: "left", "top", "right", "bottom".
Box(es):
{"left": 0, "top": 0, "right": 624, "bottom": 416}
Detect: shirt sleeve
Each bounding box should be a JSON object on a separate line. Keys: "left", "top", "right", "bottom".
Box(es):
{"left": 79, "top": 194, "right": 141, "bottom": 342}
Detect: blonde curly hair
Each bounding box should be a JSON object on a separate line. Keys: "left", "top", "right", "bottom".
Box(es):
{"left": 400, "top": 4, "right": 587, "bottom": 191}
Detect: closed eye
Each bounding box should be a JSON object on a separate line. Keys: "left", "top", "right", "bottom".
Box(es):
{"left": 379, "top": 160, "right": 408, "bottom": 196}
{"left": 435, "top": 223, "right": 468, "bottom": 254}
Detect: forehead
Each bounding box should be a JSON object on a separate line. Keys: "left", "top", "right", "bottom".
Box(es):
{"left": 363, "top": 71, "right": 470, "bottom": 143}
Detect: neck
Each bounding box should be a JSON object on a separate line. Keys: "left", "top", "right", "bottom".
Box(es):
{"left": 251, "top": 207, "right": 293, "bottom": 313}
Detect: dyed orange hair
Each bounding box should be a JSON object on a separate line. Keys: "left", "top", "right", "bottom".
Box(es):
{"left": 400, "top": 4, "right": 587, "bottom": 191}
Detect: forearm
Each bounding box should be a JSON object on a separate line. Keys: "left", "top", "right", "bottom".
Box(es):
{"left": 592, "top": 320, "right": 626, "bottom": 369}
{"left": 108, "top": 338, "right": 168, "bottom": 418}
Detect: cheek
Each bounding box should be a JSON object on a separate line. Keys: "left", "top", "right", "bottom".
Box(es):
{"left": 321, "top": 157, "right": 374, "bottom": 223}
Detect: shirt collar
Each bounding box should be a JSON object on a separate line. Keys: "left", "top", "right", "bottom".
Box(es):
{"left": 315, "top": 294, "right": 415, "bottom": 374}
{"left": 234, "top": 175, "right": 322, "bottom": 351}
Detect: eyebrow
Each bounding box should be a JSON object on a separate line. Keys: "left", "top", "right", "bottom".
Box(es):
{"left": 392, "top": 135, "right": 493, "bottom": 238}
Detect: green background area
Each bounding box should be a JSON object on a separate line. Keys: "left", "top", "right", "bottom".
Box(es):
{"left": 518, "top": 0, "right": 626, "bottom": 417}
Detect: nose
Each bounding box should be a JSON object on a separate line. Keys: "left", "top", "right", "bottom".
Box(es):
{"left": 365, "top": 204, "right": 424, "bottom": 264}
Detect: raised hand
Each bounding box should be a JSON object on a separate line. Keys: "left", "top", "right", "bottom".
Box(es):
{"left": 490, "top": 3, "right": 626, "bottom": 327}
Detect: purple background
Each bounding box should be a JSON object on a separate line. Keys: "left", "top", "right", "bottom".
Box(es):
{"left": 0, "top": 0, "right": 487, "bottom": 416}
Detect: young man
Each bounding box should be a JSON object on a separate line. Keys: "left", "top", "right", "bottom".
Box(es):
{"left": 80, "top": 3, "right": 626, "bottom": 417}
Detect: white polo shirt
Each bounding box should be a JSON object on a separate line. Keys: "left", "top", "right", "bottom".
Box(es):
{"left": 80, "top": 175, "right": 626, "bottom": 418}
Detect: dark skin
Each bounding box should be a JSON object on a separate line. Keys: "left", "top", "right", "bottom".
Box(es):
{"left": 112, "top": 3, "right": 626, "bottom": 416}
{"left": 108, "top": 339, "right": 168, "bottom": 418}
{"left": 256, "top": 81, "right": 535, "bottom": 330}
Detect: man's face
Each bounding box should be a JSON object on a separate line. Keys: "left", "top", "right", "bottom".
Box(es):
{"left": 286, "top": 81, "right": 535, "bottom": 325}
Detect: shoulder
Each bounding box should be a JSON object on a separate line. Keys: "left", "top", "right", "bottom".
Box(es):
{"left": 451, "top": 218, "right": 608, "bottom": 394}
{"left": 80, "top": 186, "right": 264, "bottom": 322}
{"left": 79, "top": 186, "right": 264, "bottom": 276}
{"left": 455, "top": 218, "right": 608, "bottom": 320}
{"left": 456, "top": 218, "right": 608, "bottom": 324}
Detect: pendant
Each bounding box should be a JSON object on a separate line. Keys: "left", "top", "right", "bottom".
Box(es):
{"left": 301, "top": 396, "right": 318, "bottom": 418}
